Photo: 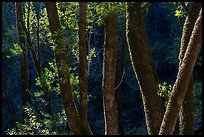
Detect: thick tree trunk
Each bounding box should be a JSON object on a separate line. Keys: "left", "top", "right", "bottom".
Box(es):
{"left": 2, "top": 70, "right": 16, "bottom": 128}
{"left": 78, "top": 2, "right": 92, "bottom": 135}
{"left": 159, "top": 8, "right": 202, "bottom": 135}
{"left": 178, "top": 2, "right": 201, "bottom": 135}
{"left": 45, "top": 2, "right": 81, "bottom": 135}
{"left": 102, "top": 8, "right": 119, "bottom": 135}
{"left": 115, "top": 25, "right": 126, "bottom": 135}
{"left": 126, "top": 2, "right": 164, "bottom": 135}
{"left": 16, "top": 2, "right": 30, "bottom": 110}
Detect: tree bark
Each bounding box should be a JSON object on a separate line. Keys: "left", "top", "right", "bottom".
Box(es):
{"left": 178, "top": 2, "right": 201, "bottom": 135}
{"left": 16, "top": 2, "right": 30, "bottom": 110}
{"left": 78, "top": 2, "right": 92, "bottom": 135}
{"left": 126, "top": 2, "right": 164, "bottom": 135}
{"left": 159, "top": 7, "right": 202, "bottom": 135}
{"left": 45, "top": 2, "right": 81, "bottom": 135}
{"left": 102, "top": 7, "right": 119, "bottom": 135}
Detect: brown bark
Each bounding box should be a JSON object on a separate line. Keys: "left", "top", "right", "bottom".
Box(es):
{"left": 2, "top": 70, "right": 16, "bottom": 128}
{"left": 115, "top": 25, "right": 126, "bottom": 135}
{"left": 159, "top": 7, "right": 202, "bottom": 135}
{"left": 45, "top": 2, "right": 81, "bottom": 135}
{"left": 78, "top": 2, "right": 92, "bottom": 135}
{"left": 102, "top": 8, "right": 119, "bottom": 135}
{"left": 16, "top": 2, "right": 30, "bottom": 108}
{"left": 178, "top": 2, "right": 201, "bottom": 135}
{"left": 126, "top": 2, "right": 164, "bottom": 135}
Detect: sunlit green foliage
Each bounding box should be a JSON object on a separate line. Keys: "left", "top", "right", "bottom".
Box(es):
{"left": 35, "top": 61, "right": 60, "bottom": 94}
{"left": 6, "top": 107, "right": 50, "bottom": 135}
{"left": 157, "top": 82, "right": 172, "bottom": 104}
{"left": 9, "top": 43, "right": 23, "bottom": 55}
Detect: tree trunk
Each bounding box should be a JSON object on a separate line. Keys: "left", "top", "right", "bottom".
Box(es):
{"left": 102, "top": 7, "right": 119, "bottom": 135}
{"left": 115, "top": 24, "right": 126, "bottom": 135}
{"left": 178, "top": 2, "right": 201, "bottom": 135}
{"left": 23, "top": 2, "right": 52, "bottom": 115}
{"left": 126, "top": 2, "right": 164, "bottom": 135}
{"left": 78, "top": 2, "right": 92, "bottom": 135}
{"left": 16, "top": 2, "right": 30, "bottom": 110}
{"left": 159, "top": 7, "right": 202, "bottom": 135}
{"left": 45, "top": 2, "right": 81, "bottom": 135}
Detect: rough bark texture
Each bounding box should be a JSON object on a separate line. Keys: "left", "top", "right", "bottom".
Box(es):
{"left": 102, "top": 9, "right": 119, "bottom": 135}
{"left": 2, "top": 70, "right": 16, "bottom": 128}
{"left": 45, "top": 2, "right": 81, "bottom": 135}
{"left": 178, "top": 2, "right": 201, "bottom": 135}
{"left": 16, "top": 2, "right": 30, "bottom": 108}
{"left": 126, "top": 2, "right": 164, "bottom": 135}
{"left": 116, "top": 25, "right": 126, "bottom": 135}
{"left": 159, "top": 8, "right": 202, "bottom": 135}
{"left": 78, "top": 2, "right": 92, "bottom": 135}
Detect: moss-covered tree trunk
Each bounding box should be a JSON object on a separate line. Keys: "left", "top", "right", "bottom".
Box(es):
{"left": 102, "top": 8, "right": 119, "bottom": 135}
{"left": 78, "top": 2, "right": 92, "bottom": 135}
{"left": 16, "top": 2, "right": 30, "bottom": 111}
{"left": 178, "top": 2, "right": 201, "bottom": 135}
{"left": 159, "top": 7, "right": 202, "bottom": 135}
{"left": 45, "top": 2, "right": 81, "bottom": 135}
{"left": 126, "top": 2, "right": 164, "bottom": 135}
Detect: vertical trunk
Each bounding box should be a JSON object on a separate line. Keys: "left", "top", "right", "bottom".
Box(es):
{"left": 2, "top": 70, "right": 16, "bottom": 128}
{"left": 87, "top": 22, "right": 93, "bottom": 76}
{"left": 126, "top": 2, "right": 164, "bottom": 134}
{"left": 24, "top": 3, "right": 51, "bottom": 115}
{"left": 45, "top": 2, "right": 81, "bottom": 135}
{"left": 115, "top": 25, "right": 126, "bottom": 135}
{"left": 79, "top": 2, "right": 92, "bottom": 135}
{"left": 16, "top": 2, "right": 30, "bottom": 109}
{"left": 179, "top": 2, "right": 201, "bottom": 135}
{"left": 159, "top": 8, "right": 202, "bottom": 135}
{"left": 102, "top": 8, "right": 119, "bottom": 135}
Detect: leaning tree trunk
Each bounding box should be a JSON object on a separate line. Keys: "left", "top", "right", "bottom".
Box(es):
{"left": 45, "top": 2, "right": 81, "bottom": 135}
{"left": 102, "top": 8, "right": 119, "bottom": 135}
{"left": 126, "top": 2, "right": 164, "bottom": 135}
{"left": 78, "top": 2, "right": 92, "bottom": 135}
{"left": 16, "top": 2, "right": 30, "bottom": 113}
{"left": 178, "top": 2, "right": 201, "bottom": 135}
{"left": 159, "top": 7, "right": 202, "bottom": 135}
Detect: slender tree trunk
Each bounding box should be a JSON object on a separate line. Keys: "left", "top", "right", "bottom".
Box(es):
{"left": 24, "top": 3, "right": 51, "bottom": 115}
{"left": 159, "top": 7, "right": 202, "bottom": 135}
{"left": 16, "top": 2, "right": 30, "bottom": 110}
{"left": 115, "top": 25, "right": 126, "bottom": 135}
{"left": 178, "top": 2, "right": 201, "bottom": 135}
{"left": 87, "top": 22, "right": 93, "bottom": 76}
{"left": 102, "top": 7, "right": 119, "bottom": 135}
{"left": 45, "top": 2, "right": 81, "bottom": 135}
{"left": 78, "top": 2, "right": 92, "bottom": 135}
{"left": 126, "top": 2, "right": 164, "bottom": 134}
{"left": 2, "top": 70, "right": 16, "bottom": 128}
